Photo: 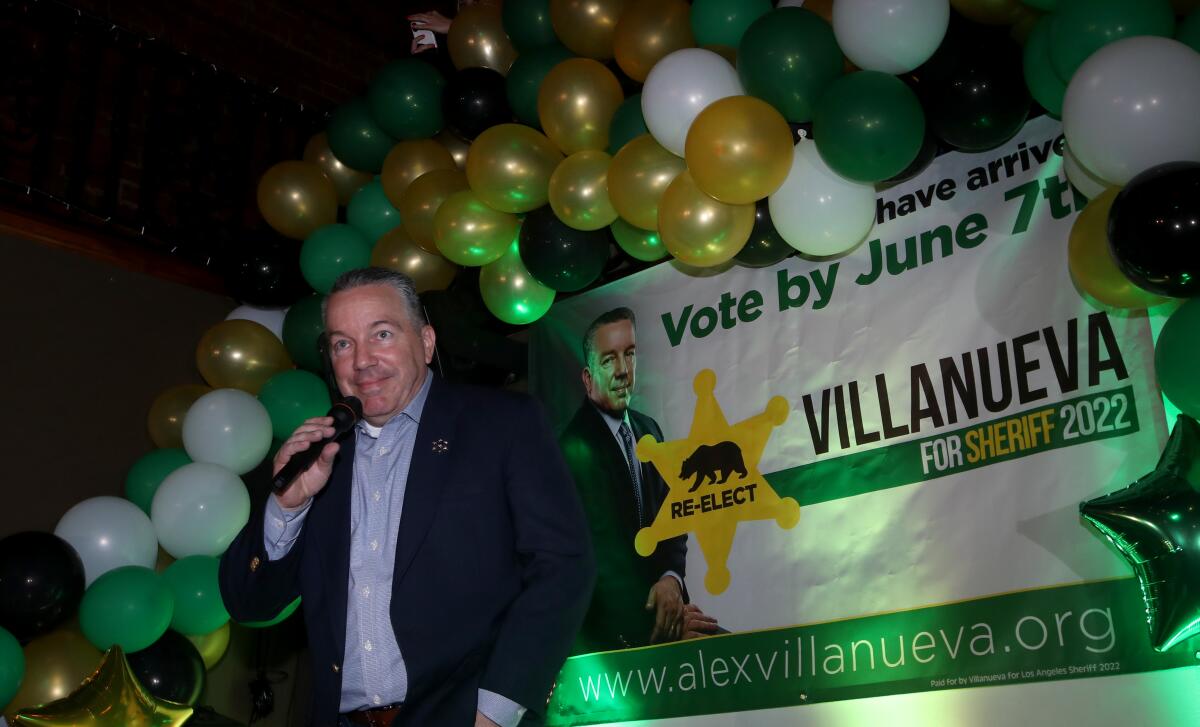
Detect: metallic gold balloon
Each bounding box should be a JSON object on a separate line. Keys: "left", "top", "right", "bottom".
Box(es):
{"left": 195, "top": 320, "right": 293, "bottom": 395}
{"left": 613, "top": 0, "right": 695, "bottom": 83}
{"left": 685, "top": 95, "right": 795, "bottom": 204}
{"left": 371, "top": 227, "right": 458, "bottom": 293}
{"left": 186, "top": 623, "right": 230, "bottom": 671}
{"left": 549, "top": 151, "right": 619, "bottom": 230}
{"left": 399, "top": 168, "right": 469, "bottom": 254}
{"left": 4, "top": 630, "right": 100, "bottom": 723}
{"left": 611, "top": 217, "right": 668, "bottom": 262}
{"left": 704, "top": 44, "right": 737, "bottom": 65}
{"left": 380, "top": 139, "right": 457, "bottom": 208}
{"left": 433, "top": 189, "right": 521, "bottom": 266}
{"left": 537, "top": 58, "right": 624, "bottom": 154}
{"left": 435, "top": 129, "right": 471, "bottom": 169}
{"left": 12, "top": 647, "right": 191, "bottom": 727}
{"left": 302, "top": 133, "right": 371, "bottom": 205}
{"left": 147, "top": 384, "right": 211, "bottom": 449}
{"left": 608, "top": 133, "right": 687, "bottom": 230}
{"left": 950, "top": 0, "right": 1027, "bottom": 25}
{"left": 1068, "top": 188, "right": 1167, "bottom": 310}
{"left": 550, "top": 0, "right": 629, "bottom": 59}
{"left": 479, "top": 242, "right": 556, "bottom": 325}
{"left": 658, "top": 170, "right": 754, "bottom": 267}
{"left": 449, "top": 2, "right": 518, "bottom": 75}
{"left": 466, "top": 124, "right": 563, "bottom": 213}
{"left": 255, "top": 161, "right": 338, "bottom": 240}
{"left": 803, "top": 0, "right": 834, "bottom": 22}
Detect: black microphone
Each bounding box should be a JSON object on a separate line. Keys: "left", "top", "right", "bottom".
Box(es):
{"left": 271, "top": 397, "right": 363, "bottom": 492}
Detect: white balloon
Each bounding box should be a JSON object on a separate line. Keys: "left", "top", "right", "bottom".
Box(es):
{"left": 182, "top": 388, "right": 273, "bottom": 475}
{"left": 1063, "top": 143, "right": 1109, "bottom": 200}
{"left": 769, "top": 139, "right": 877, "bottom": 257}
{"left": 1063, "top": 37, "right": 1200, "bottom": 186}
{"left": 833, "top": 0, "right": 949, "bottom": 74}
{"left": 641, "top": 49, "right": 743, "bottom": 157}
{"left": 152, "top": 462, "right": 251, "bottom": 558}
{"left": 225, "top": 305, "right": 287, "bottom": 342}
{"left": 54, "top": 496, "right": 158, "bottom": 585}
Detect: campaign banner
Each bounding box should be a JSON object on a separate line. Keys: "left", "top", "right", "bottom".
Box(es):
{"left": 529, "top": 116, "right": 1196, "bottom": 725}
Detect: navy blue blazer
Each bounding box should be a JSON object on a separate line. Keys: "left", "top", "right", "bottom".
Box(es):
{"left": 219, "top": 376, "right": 595, "bottom": 726}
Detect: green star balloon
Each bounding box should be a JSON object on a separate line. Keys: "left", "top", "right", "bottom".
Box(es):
{"left": 1080, "top": 414, "right": 1200, "bottom": 652}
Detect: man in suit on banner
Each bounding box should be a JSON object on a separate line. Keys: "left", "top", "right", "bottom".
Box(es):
{"left": 559, "top": 307, "right": 719, "bottom": 653}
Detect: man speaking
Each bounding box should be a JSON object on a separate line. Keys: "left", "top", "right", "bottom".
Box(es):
{"left": 220, "top": 268, "right": 594, "bottom": 726}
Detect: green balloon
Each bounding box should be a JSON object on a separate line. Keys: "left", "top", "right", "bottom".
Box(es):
{"left": 125, "top": 448, "right": 191, "bottom": 515}
{"left": 0, "top": 625, "right": 22, "bottom": 711}
{"left": 607, "top": 95, "right": 648, "bottom": 155}
{"left": 1178, "top": 10, "right": 1200, "bottom": 54}
{"left": 1022, "top": 0, "right": 1057, "bottom": 10}
{"left": 162, "top": 556, "right": 229, "bottom": 636}
{"left": 502, "top": 0, "right": 558, "bottom": 51}
{"left": 258, "top": 369, "right": 332, "bottom": 440}
{"left": 79, "top": 566, "right": 173, "bottom": 652}
{"left": 367, "top": 59, "right": 446, "bottom": 140}
{"left": 1050, "top": 0, "right": 1175, "bottom": 83}
{"left": 738, "top": 8, "right": 843, "bottom": 123}
{"left": 479, "top": 241, "right": 555, "bottom": 325}
{"left": 282, "top": 294, "right": 326, "bottom": 374}
{"left": 507, "top": 44, "right": 574, "bottom": 127}
{"left": 347, "top": 179, "right": 403, "bottom": 244}
{"left": 238, "top": 596, "right": 302, "bottom": 629}
{"left": 813, "top": 72, "right": 925, "bottom": 184}
{"left": 691, "top": 0, "right": 772, "bottom": 48}
{"left": 328, "top": 98, "right": 397, "bottom": 174}
{"left": 1156, "top": 299, "right": 1200, "bottom": 420}
{"left": 1023, "top": 16, "right": 1066, "bottom": 118}
{"left": 611, "top": 217, "right": 667, "bottom": 262}
{"left": 301, "top": 224, "right": 373, "bottom": 295}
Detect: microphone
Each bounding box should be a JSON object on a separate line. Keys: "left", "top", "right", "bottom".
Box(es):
{"left": 271, "top": 397, "right": 363, "bottom": 492}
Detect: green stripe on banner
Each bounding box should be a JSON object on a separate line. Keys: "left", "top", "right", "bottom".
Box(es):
{"left": 766, "top": 386, "right": 1140, "bottom": 507}
{"left": 547, "top": 578, "right": 1199, "bottom": 725}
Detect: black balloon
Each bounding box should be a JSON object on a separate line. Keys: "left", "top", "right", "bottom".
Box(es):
{"left": 878, "top": 132, "right": 942, "bottom": 191}
{"left": 908, "top": 15, "right": 1030, "bottom": 153}
{"left": 442, "top": 67, "right": 512, "bottom": 140}
{"left": 221, "top": 238, "right": 310, "bottom": 307}
{"left": 735, "top": 200, "right": 792, "bottom": 268}
{"left": 128, "top": 630, "right": 207, "bottom": 706}
{"left": 1108, "top": 161, "right": 1200, "bottom": 298}
{"left": 0, "top": 531, "right": 85, "bottom": 644}
{"left": 518, "top": 206, "right": 610, "bottom": 292}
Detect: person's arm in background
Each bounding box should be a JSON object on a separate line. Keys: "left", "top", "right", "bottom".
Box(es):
{"left": 408, "top": 10, "right": 451, "bottom": 54}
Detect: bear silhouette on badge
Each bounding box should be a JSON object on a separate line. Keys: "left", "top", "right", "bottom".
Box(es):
{"left": 681, "top": 441, "right": 748, "bottom": 492}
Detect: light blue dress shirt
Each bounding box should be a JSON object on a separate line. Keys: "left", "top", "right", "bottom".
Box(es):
{"left": 263, "top": 371, "right": 525, "bottom": 726}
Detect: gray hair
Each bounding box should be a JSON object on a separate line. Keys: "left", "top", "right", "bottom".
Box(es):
{"left": 323, "top": 267, "right": 428, "bottom": 328}
{"left": 581, "top": 307, "right": 636, "bottom": 366}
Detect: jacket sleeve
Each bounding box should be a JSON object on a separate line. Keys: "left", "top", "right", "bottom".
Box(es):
{"left": 480, "top": 396, "right": 596, "bottom": 717}
{"left": 218, "top": 498, "right": 306, "bottom": 623}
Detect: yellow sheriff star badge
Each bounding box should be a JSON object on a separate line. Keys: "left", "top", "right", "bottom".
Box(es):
{"left": 635, "top": 369, "right": 800, "bottom": 595}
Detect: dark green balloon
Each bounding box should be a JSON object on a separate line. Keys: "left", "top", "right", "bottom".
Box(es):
{"left": 735, "top": 200, "right": 792, "bottom": 268}
{"left": 0, "top": 626, "right": 21, "bottom": 709}
{"left": 1023, "top": 16, "right": 1065, "bottom": 118}
{"left": 79, "top": 566, "right": 173, "bottom": 652}
{"left": 691, "top": 0, "right": 772, "bottom": 48}
{"left": 607, "top": 94, "right": 648, "bottom": 155}
{"left": 1178, "top": 10, "right": 1200, "bottom": 54}
{"left": 518, "top": 206, "right": 608, "bottom": 292}
{"left": 161, "top": 555, "right": 229, "bottom": 637}
{"left": 301, "top": 223, "right": 373, "bottom": 295}
{"left": 125, "top": 449, "right": 191, "bottom": 515}
{"left": 1050, "top": 0, "right": 1174, "bottom": 83}
{"left": 737, "top": 8, "right": 843, "bottom": 123}
{"left": 367, "top": 58, "right": 446, "bottom": 140}
{"left": 258, "top": 369, "right": 333, "bottom": 441}
{"left": 506, "top": 44, "right": 574, "bottom": 127}
{"left": 282, "top": 294, "right": 326, "bottom": 374}
{"left": 502, "top": 0, "right": 558, "bottom": 51}
{"left": 347, "top": 180, "right": 403, "bottom": 244}
{"left": 327, "top": 98, "right": 397, "bottom": 173}
{"left": 813, "top": 72, "right": 924, "bottom": 184}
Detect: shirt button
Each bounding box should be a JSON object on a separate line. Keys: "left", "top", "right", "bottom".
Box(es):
{"left": 373, "top": 490, "right": 382, "bottom": 502}
{"left": 361, "top": 586, "right": 370, "bottom": 597}
{"left": 370, "top": 540, "right": 379, "bottom": 551}
{"left": 379, "top": 446, "right": 389, "bottom": 455}
{"left": 364, "top": 640, "right": 373, "bottom": 652}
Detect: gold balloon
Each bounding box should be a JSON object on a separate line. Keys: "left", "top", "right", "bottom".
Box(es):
{"left": 147, "top": 384, "right": 211, "bottom": 449}
{"left": 611, "top": 217, "right": 668, "bottom": 262}
{"left": 658, "top": 170, "right": 754, "bottom": 267}
{"left": 704, "top": 44, "right": 737, "bottom": 66}
{"left": 538, "top": 58, "right": 624, "bottom": 155}
{"left": 550, "top": 0, "right": 629, "bottom": 59}
{"left": 371, "top": 226, "right": 458, "bottom": 293}
{"left": 685, "top": 95, "right": 794, "bottom": 204}
{"left": 448, "top": 3, "right": 518, "bottom": 75}
{"left": 13, "top": 647, "right": 192, "bottom": 727}
{"left": 613, "top": 0, "right": 694, "bottom": 83}
{"left": 436, "top": 129, "right": 471, "bottom": 170}
{"left": 950, "top": 0, "right": 1027, "bottom": 25}
{"left": 5, "top": 630, "right": 100, "bottom": 723}
{"left": 466, "top": 124, "right": 563, "bottom": 213}
{"left": 302, "top": 132, "right": 371, "bottom": 205}
{"left": 256, "top": 160, "right": 338, "bottom": 240}
{"left": 186, "top": 623, "right": 231, "bottom": 671}
{"left": 608, "top": 133, "right": 687, "bottom": 230}
{"left": 1008, "top": 5, "right": 1042, "bottom": 45}
{"left": 380, "top": 139, "right": 457, "bottom": 208}
{"left": 434, "top": 189, "right": 521, "bottom": 266}
{"left": 549, "top": 151, "right": 619, "bottom": 231}
{"left": 1068, "top": 188, "right": 1167, "bottom": 310}
{"left": 195, "top": 319, "right": 293, "bottom": 395}
{"left": 399, "top": 168, "right": 470, "bottom": 254}
{"left": 803, "top": 0, "right": 834, "bottom": 22}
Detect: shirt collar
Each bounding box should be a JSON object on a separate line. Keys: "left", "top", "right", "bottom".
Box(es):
{"left": 357, "top": 368, "right": 434, "bottom": 439}
{"left": 592, "top": 401, "right": 630, "bottom": 438}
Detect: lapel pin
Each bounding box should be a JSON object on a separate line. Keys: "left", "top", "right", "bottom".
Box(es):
{"left": 432, "top": 438, "right": 449, "bottom": 453}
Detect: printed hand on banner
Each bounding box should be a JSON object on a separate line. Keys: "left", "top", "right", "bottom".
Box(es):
{"left": 646, "top": 576, "right": 685, "bottom": 643}
{"left": 681, "top": 603, "right": 720, "bottom": 640}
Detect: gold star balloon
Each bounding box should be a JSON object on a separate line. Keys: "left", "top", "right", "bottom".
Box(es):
{"left": 13, "top": 646, "right": 192, "bottom": 727}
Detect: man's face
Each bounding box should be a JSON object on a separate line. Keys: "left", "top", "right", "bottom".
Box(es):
{"left": 326, "top": 284, "right": 436, "bottom": 426}
{"left": 583, "top": 319, "right": 636, "bottom": 416}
